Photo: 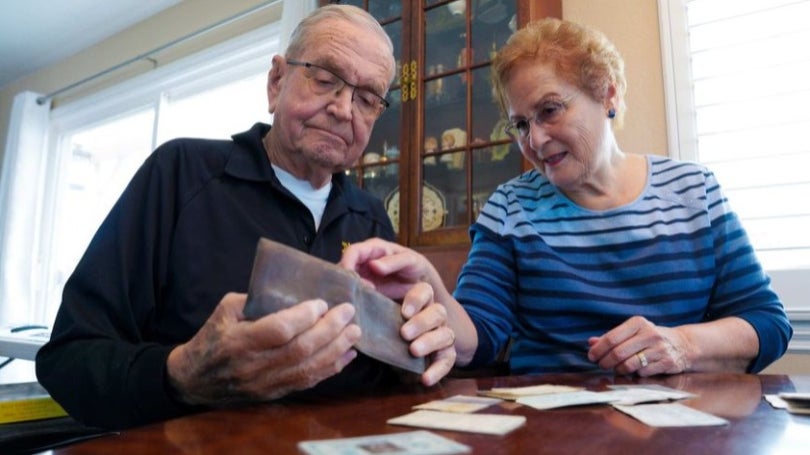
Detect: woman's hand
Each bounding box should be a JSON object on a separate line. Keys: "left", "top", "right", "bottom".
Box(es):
{"left": 587, "top": 315, "right": 758, "bottom": 375}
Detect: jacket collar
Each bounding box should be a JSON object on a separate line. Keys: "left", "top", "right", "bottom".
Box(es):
{"left": 225, "top": 122, "right": 370, "bottom": 214}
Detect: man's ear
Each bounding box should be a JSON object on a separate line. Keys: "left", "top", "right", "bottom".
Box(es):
{"left": 267, "top": 55, "right": 285, "bottom": 114}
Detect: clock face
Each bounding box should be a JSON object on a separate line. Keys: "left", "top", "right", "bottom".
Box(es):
{"left": 385, "top": 184, "right": 446, "bottom": 234}
{"left": 421, "top": 184, "right": 445, "bottom": 231}
{"left": 385, "top": 190, "right": 401, "bottom": 234}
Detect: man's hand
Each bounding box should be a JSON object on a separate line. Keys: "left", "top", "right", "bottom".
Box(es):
{"left": 399, "top": 282, "right": 456, "bottom": 386}
{"left": 166, "top": 292, "right": 361, "bottom": 405}
{"left": 340, "top": 239, "right": 459, "bottom": 385}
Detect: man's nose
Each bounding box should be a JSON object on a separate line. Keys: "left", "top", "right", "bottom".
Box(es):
{"left": 328, "top": 85, "right": 355, "bottom": 119}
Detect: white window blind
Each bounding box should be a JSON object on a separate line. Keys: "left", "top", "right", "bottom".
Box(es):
{"left": 660, "top": 0, "right": 810, "bottom": 349}
{"left": 684, "top": 0, "right": 810, "bottom": 271}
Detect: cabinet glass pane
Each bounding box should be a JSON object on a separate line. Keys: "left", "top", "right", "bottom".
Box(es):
{"left": 471, "top": 1, "right": 517, "bottom": 65}
{"left": 423, "top": 73, "right": 466, "bottom": 158}
{"left": 368, "top": 84, "right": 401, "bottom": 157}
{"left": 383, "top": 172, "right": 449, "bottom": 235}
{"left": 383, "top": 20, "right": 403, "bottom": 84}
{"left": 366, "top": 19, "right": 402, "bottom": 190}
{"left": 471, "top": 65, "right": 501, "bottom": 145}
{"left": 345, "top": 168, "right": 360, "bottom": 185}
{"left": 424, "top": 152, "right": 467, "bottom": 229}
{"left": 363, "top": 163, "right": 398, "bottom": 202}
{"left": 338, "top": 0, "right": 364, "bottom": 8}
{"left": 472, "top": 144, "right": 522, "bottom": 218}
{"left": 369, "top": 1, "right": 402, "bottom": 20}
{"left": 425, "top": 5, "right": 466, "bottom": 71}
{"left": 341, "top": 2, "right": 404, "bottom": 234}
{"left": 365, "top": 83, "right": 400, "bottom": 230}
{"left": 364, "top": 11, "right": 402, "bottom": 210}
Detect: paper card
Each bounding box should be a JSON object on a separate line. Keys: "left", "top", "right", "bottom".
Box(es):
{"left": 516, "top": 391, "right": 616, "bottom": 410}
{"left": 478, "top": 384, "right": 583, "bottom": 401}
{"left": 298, "top": 430, "right": 471, "bottom": 455}
{"left": 771, "top": 393, "right": 810, "bottom": 415}
{"left": 413, "top": 395, "right": 502, "bottom": 413}
{"left": 613, "top": 403, "right": 728, "bottom": 427}
{"left": 387, "top": 410, "right": 526, "bottom": 435}
{"left": 778, "top": 392, "right": 810, "bottom": 403}
{"left": 608, "top": 384, "right": 696, "bottom": 396}
{"left": 764, "top": 394, "right": 789, "bottom": 409}
{"left": 602, "top": 385, "right": 696, "bottom": 405}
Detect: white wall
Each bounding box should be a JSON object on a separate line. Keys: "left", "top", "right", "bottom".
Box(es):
{"left": 563, "top": 0, "right": 668, "bottom": 158}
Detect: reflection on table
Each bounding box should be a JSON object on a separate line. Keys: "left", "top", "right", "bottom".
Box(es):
{"left": 50, "top": 373, "right": 810, "bottom": 455}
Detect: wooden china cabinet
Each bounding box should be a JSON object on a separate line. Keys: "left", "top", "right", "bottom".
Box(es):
{"left": 325, "top": 0, "right": 562, "bottom": 289}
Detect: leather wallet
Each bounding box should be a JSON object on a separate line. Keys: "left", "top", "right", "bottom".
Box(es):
{"left": 243, "top": 238, "right": 425, "bottom": 374}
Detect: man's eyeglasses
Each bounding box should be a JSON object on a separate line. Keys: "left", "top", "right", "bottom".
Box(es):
{"left": 287, "top": 60, "right": 390, "bottom": 119}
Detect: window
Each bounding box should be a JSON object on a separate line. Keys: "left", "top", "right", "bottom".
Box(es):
{"left": 157, "top": 72, "right": 269, "bottom": 143}
{"left": 26, "top": 24, "right": 280, "bottom": 325}
{"left": 48, "top": 108, "right": 157, "bottom": 318}
{"left": 660, "top": 0, "right": 810, "bottom": 350}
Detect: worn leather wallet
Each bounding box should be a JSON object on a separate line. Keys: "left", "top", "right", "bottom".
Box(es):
{"left": 243, "top": 238, "right": 425, "bottom": 374}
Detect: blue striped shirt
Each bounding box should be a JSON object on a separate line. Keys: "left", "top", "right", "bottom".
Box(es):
{"left": 455, "top": 155, "right": 792, "bottom": 374}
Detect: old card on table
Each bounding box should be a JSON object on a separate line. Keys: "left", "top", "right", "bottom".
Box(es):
{"left": 478, "top": 384, "right": 583, "bottom": 400}
{"left": 243, "top": 238, "right": 425, "bottom": 374}
{"left": 298, "top": 430, "right": 470, "bottom": 455}
{"left": 517, "top": 390, "right": 616, "bottom": 410}
{"left": 613, "top": 403, "right": 728, "bottom": 427}
{"left": 413, "top": 395, "right": 502, "bottom": 413}
{"left": 388, "top": 410, "right": 526, "bottom": 435}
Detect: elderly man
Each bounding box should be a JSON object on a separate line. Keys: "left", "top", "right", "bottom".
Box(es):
{"left": 36, "top": 5, "right": 455, "bottom": 430}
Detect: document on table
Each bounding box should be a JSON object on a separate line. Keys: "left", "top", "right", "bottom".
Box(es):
{"left": 298, "top": 430, "right": 471, "bottom": 455}
{"left": 478, "top": 384, "right": 583, "bottom": 400}
{"left": 769, "top": 392, "right": 810, "bottom": 415}
{"left": 516, "top": 391, "right": 616, "bottom": 410}
{"left": 413, "top": 395, "right": 503, "bottom": 413}
{"left": 603, "top": 385, "right": 697, "bottom": 405}
{"left": 388, "top": 410, "right": 526, "bottom": 435}
{"left": 613, "top": 403, "right": 728, "bottom": 427}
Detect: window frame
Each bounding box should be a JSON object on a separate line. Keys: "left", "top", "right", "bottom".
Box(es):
{"left": 30, "top": 22, "right": 280, "bottom": 324}
{"left": 657, "top": 0, "right": 810, "bottom": 352}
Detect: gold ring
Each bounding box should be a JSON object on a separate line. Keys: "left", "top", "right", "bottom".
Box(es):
{"left": 636, "top": 351, "right": 649, "bottom": 368}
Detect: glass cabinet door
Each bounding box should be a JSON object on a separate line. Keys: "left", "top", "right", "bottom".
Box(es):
{"left": 418, "top": 0, "right": 522, "bottom": 245}
{"left": 334, "top": 0, "right": 561, "bottom": 246}
{"left": 340, "top": 0, "right": 407, "bottom": 236}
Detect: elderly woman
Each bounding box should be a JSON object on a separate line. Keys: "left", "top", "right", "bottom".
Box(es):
{"left": 341, "top": 18, "right": 792, "bottom": 376}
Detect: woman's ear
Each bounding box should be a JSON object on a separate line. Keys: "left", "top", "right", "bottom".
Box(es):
{"left": 604, "top": 83, "right": 618, "bottom": 116}
{"left": 266, "top": 55, "right": 285, "bottom": 114}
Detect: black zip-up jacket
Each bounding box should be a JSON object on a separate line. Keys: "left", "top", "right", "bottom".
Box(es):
{"left": 36, "top": 123, "right": 397, "bottom": 429}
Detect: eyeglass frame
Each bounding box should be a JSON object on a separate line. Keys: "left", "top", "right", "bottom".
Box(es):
{"left": 502, "top": 96, "right": 574, "bottom": 143}
{"left": 286, "top": 59, "right": 390, "bottom": 118}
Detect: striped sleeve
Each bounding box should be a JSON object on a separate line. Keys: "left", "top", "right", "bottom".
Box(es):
{"left": 455, "top": 157, "right": 791, "bottom": 373}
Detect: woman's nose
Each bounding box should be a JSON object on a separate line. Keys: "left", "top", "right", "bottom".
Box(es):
{"left": 527, "top": 121, "right": 550, "bottom": 150}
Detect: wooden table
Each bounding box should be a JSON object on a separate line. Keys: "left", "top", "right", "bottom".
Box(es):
{"left": 48, "top": 373, "right": 810, "bottom": 454}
